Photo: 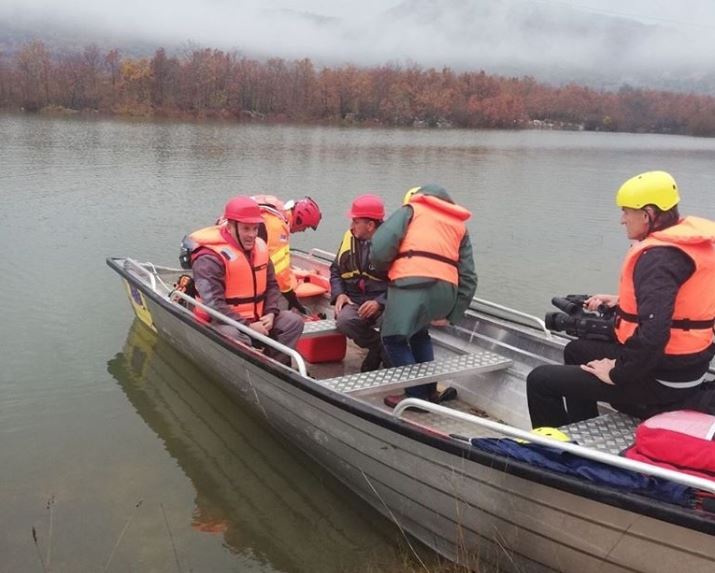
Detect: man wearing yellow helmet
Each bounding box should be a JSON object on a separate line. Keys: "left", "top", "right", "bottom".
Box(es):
{"left": 402, "top": 186, "right": 421, "bottom": 205}
{"left": 372, "top": 184, "right": 477, "bottom": 408}
{"left": 527, "top": 171, "right": 715, "bottom": 428}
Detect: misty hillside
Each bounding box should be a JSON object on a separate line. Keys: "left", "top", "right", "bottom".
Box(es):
{"left": 2, "top": 0, "right": 714, "bottom": 94}
{"left": 379, "top": 0, "right": 715, "bottom": 93}
{"left": 0, "top": 19, "right": 160, "bottom": 59}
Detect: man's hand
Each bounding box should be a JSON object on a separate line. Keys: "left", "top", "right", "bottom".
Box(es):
{"left": 585, "top": 294, "right": 619, "bottom": 311}
{"left": 249, "top": 320, "right": 269, "bottom": 336}
{"left": 431, "top": 318, "right": 449, "bottom": 327}
{"left": 357, "top": 300, "right": 380, "bottom": 319}
{"left": 259, "top": 312, "right": 275, "bottom": 332}
{"left": 335, "top": 293, "right": 353, "bottom": 313}
{"left": 580, "top": 358, "right": 616, "bottom": 384}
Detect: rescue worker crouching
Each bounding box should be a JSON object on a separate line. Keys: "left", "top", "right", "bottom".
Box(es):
{"left": 527, "top": 171, "right": 715, "bottom": 428}
{"left": 184, "top": 196, "right": 304, "bottom": 365}
{"left": 330, "top": 194, "right": 389, "bottom": 372}
{"left": 371, "top": 184, "right": 478, "bottom": 408}
{"left": 251, "top": 195, "right": 322, "bottom": 314}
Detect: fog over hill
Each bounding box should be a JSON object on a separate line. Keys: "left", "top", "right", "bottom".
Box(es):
{"left": 2, "top": 0, "right": 715, "bottom": 93}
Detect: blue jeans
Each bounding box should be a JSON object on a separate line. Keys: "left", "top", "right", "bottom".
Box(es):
{"left": 382, "top": 329, "right": 436, "bottom": 399}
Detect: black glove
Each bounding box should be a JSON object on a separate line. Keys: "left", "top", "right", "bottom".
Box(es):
{"left": 284, "top": 289, "right": 307, "bottom": 314}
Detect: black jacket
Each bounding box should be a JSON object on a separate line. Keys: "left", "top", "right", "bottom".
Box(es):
{"left": 329, "top": 232, "right": 387, "bottom": 307}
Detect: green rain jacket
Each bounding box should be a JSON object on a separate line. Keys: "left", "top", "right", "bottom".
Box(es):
{"left": 371, "top": 184, "right": 478, "bottom": 338}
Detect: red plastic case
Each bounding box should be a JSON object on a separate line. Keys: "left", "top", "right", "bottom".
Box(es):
{"left": 296, "top": 333, "right": 347, "bottom": 363}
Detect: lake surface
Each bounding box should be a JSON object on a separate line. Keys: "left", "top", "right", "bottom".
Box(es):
{"left": 2, "top": 114, "right": 715, "bottom": 572}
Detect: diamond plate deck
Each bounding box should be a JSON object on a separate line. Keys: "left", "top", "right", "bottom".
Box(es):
{"left": 560, "top": 412, "right": 639, "bottom": 455}
{"left": 301, "top": 319, "right": 339, "bottom": 336}
{"left": 320, "top": 351, "right": 512, "bottom": 396}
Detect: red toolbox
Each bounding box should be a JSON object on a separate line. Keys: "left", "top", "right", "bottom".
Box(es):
{"left": 296, "top": 332, "right": 347, "bottom": 363}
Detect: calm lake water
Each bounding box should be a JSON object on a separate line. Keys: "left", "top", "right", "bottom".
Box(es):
{"left": 2, "top": 113, "right": 715, "bottom": 572}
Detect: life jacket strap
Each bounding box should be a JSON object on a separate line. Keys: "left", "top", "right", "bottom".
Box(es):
{"left": 616, "top": 307, "right": 715, "bottom": 330}
{"left": 226, "top": 293, "right": 267, "bottom": 305}
{"left": 394, "top": 249, "right": 459, "bottom": 268}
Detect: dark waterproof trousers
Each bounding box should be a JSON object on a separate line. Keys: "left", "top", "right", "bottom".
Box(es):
{"left": 526, "top": 338, "right": 695, "bottom": 429}
{"left": 335, "top": 304, "right": 382, "bottom": 351}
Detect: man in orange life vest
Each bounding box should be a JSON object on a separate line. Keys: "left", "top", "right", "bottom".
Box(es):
{"left": 527, "top": 171, "right": 715, "bottom": 428}
{"left": 371, "top": 184, "right": 478, "bottom": 407}
{"left": 330, "top": 194, "right": 389, "bottom": 372}
{"left": 250, "top": 195, "right": 322, "bottom": 314}
{"left": 187, "top": 196, "right": 304, "bottom": 365}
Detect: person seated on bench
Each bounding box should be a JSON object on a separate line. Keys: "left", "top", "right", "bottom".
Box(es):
{"left": 330, "top": 194, "right": 389, "bottom": 372}
{"left": 250, "top": 194, "right": 322, "bottom": 314}
{"left": 527, "top": 171, "right": 715, "bottom": 428}
{"left": 184, "top": 196, "right": 304, "bottom": 365}
{"left": 371, "top": 185, "right": 478, "bottom": 408}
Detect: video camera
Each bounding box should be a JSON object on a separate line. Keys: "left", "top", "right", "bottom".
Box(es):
{"left": 544, "top": 294, "right": 615, "bottom": 342}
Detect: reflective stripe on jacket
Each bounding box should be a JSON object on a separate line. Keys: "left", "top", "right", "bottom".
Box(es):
{"left": 260, "top": 206, "right": 295, "bottom": 293}
{"left": 188, "top": 225, "right": 269, "bottom": 321}
{"left": 616, "top": 216, "right": 715, "bottom": 355}
{"left": 388, "top": 194, "right": 470, "bottom": 285}
{"left": 335, "top": 229, "right": 388, "bottom": 298}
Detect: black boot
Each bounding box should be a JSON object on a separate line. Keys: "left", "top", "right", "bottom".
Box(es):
{"left": 360, "top": 346, "right": 383, "bottom": 372}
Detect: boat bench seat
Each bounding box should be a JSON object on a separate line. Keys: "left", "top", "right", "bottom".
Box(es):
{"left": 559, "top": 412, "right": 639, "bottom": 455}
{"left": 318, "top": 351, "right": 513, "bottom": 396}
{"left": 301, "top": 318, "right": 341, "bottom": 337}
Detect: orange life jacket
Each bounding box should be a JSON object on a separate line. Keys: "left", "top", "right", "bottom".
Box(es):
{"left": 252, "top": 195, "right": 285, "bottom": 212}
{"left": 188, "top": 225, "right": 269, "bottom": 322}
{"left": 259, "top": 206, "right": 296, "bottom": 293}
{"left": 615, "top": 216, "right": 715, "bottom": 355}
{"left": 388, "top": 194, "right": 470, "bottom": 285}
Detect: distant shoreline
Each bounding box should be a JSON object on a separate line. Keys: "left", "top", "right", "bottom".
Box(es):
{"left": 4, "top": 40, "right": 715, "bottom": 137}
{"left": 10, "top": 105, "right": 590, "bottom": 133}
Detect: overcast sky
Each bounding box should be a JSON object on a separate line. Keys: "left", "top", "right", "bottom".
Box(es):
{"left": 3, "top": 0, "right": 715, "bottom": 80}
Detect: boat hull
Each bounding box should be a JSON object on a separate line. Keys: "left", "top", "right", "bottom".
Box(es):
{"left": 112, "top": 259, "right": 715, "bottom": 572}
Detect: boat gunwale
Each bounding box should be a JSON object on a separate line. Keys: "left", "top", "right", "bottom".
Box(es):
{"left": 107, "top": 256, "right": 715, "bottom": 537}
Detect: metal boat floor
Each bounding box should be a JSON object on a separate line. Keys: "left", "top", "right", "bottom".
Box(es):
{"left": 305, "top": 342, "right": 367, "bottom": 379}
{"left": 401, "top": 399, "right": 500, "bottom": 438}
{"left": 362, "top": 395, "right": 639, "bottom": 454}
{"left": 362, "top": 393, "right": 501, "bottom": 439}
{"left": 307, "top": 339, "right": 638, "bottom": 453}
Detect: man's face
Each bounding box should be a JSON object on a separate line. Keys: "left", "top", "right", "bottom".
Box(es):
{"left": 620, "top": 207, "right": 650, "bottom": 240}
{"left": 350, "top": 218, "right": 376, "bottom": 241}
{"left": 236, "top": 222, "right": 259, "bottom": 249}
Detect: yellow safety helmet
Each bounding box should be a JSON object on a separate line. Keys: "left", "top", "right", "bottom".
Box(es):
{"left": 514, "top": 426, "right": 570, "bottom": 444}
{"left": 616, "top": 170, "right": 680, "bottom": 211}
{"left": 530, "top": 427, "right": 570, "bottom": 441}
{"left": 402, "top": 186, "right": 422, "bottom": 205}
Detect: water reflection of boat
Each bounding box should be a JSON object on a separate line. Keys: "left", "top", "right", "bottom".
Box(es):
{"left": 107, "top": 320, "right": 404, "bottom": 573}
{"left": 108, "top": 254, "right": 715, "bottom": 573}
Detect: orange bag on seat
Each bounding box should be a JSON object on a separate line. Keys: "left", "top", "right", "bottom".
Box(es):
{"left": 294, "top": 269, "right": 329, "bottom": 298}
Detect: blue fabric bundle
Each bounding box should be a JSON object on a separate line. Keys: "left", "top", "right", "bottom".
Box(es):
{"left": 471, "top": 437, "right": 693, "bottom": 507}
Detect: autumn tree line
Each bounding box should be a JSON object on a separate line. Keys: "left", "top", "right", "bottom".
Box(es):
{"left": 2, "top": 40, "right": 715, "bottom": 136}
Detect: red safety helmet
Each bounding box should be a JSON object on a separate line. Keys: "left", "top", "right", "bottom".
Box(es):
{"left": 347, "top": 194, "right": 385, "bottom": 221}
{"left": 290, "top": 197, "right": 322, "bottom": 232}
{"left": 223, "top": 196, "right": 264, "bottom": 223}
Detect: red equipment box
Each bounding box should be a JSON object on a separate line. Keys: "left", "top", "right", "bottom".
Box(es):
{"left": 296, "top": 333, "right": 347, "bottom": 363}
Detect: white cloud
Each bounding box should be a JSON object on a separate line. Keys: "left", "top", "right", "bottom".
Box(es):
{"left": 2, "top": 0, "right": 715, "bottom": 80}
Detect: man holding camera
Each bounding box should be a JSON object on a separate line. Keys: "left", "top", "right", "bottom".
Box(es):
{"left": 527, "top": 171, "right": 715, "bottom": 428}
